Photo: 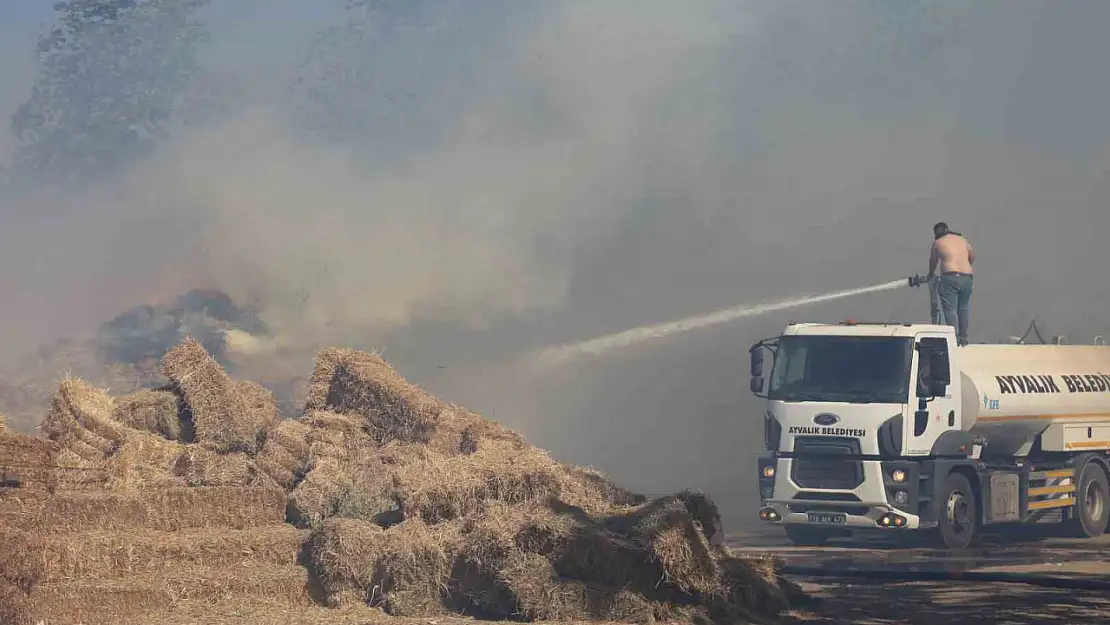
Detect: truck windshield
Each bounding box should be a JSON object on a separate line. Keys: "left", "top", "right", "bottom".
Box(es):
{"left": 767, "top": 335, "right": 912, "bottom": 403}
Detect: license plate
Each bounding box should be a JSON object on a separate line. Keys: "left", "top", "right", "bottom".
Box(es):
{"left": 807, "top": 511, "right": 847, "bottom": 525}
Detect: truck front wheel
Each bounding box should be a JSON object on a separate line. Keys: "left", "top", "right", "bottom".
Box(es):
{"left": 785, "top": 525, "right": 831, "bottom": 546}
{"left": 937, "top": 472, "right": 980, "bottom": 550}
{"left": 1067, "top": 461, "right": 1109, "bottom": 538}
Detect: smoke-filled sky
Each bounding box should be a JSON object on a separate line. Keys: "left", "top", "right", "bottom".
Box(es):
{"left": 2, "top": 0, "right": 1110, "bottom": 528}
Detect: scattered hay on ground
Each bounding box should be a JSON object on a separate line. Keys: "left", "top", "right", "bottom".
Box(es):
{"left": 110, "top": 390, "right": 183, "bottom": 441}
{"left": 161, "top": 338, "right": 271, "bottom": 455}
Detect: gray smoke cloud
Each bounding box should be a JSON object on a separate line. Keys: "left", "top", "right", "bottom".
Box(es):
{"left": 2, "top": 0, "right": 1110, "bottom": 530}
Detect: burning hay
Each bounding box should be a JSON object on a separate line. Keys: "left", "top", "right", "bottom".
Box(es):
{"left": 161, "top": 338, "right": 275, "bottom": 454}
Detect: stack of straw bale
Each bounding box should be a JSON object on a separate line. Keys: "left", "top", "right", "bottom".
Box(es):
{"left": 0, "top": 338, "right": 798, "bottom": 625}
{"left": 293, "top": 347, "right": 798, "bottom": 623}
{"left": 0, "top": 486, "right": 310, "bottom": 625}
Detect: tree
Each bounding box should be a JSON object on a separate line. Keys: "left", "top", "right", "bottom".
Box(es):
{"left": 9, "top": 0, "right": 211, "bottom": 186}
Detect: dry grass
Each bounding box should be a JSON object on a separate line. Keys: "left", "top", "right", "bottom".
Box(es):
{"left": 0, "top": 486, "right": 286, "bottom": 533}
{"left": 0, "top": 525, "right": 303, "bottom": 587}
{"left": 161, "top": 338, "right": 272, "bottom": 454}
{"left": 111, "top": 389, "right": 183, "bottom": 441}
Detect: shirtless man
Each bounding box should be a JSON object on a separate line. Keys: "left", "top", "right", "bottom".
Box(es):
{"left": 928, "top": 222, "right": 974, "bottom": 346}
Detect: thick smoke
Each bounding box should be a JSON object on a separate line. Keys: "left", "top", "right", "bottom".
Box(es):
{"left": 3, "top": 0, "right": 1110, "bottom": 530}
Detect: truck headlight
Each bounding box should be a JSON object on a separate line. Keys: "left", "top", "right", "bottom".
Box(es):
{"left": 891, "top": 469, "right": 907, "bottom": 483}
{"left": 762, "top": 465, "right": 775, "bottom": 478}
{"left": 893, "top": 489, "right": 909, "bottom": 505}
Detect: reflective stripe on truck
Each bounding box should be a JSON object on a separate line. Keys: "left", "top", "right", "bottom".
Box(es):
{"left": 1027, "top": 468, "right": 1076, "bottom": 510}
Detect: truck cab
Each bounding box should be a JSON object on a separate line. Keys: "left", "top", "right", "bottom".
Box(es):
{"left": 751, "top": 320, "right": 1110, "bottom": 549}
{"left": 750, "top": 321, "right": 970, "bottom": 546}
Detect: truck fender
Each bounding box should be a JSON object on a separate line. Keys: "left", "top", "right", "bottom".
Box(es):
{"left": 930, "top": 430, "right": 975, "bottom": 457}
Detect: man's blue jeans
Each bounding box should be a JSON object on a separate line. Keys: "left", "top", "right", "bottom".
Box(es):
{"left": 938, "top": 273, "right": 973, "bottom": 346}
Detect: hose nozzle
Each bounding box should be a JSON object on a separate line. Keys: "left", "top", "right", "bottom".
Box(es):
{"left": 907, "top": 274, "right": 932, "bottom": 288}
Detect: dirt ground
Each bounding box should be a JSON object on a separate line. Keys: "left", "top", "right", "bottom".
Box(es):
{"left": 782, "top": 578, "right": 1110, "bottom": 625}
{"left": 741, "top": 526, "right": 1110, "bottom": 625}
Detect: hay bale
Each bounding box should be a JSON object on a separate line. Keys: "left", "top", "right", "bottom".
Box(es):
{"left": 490, "top": 551, "right": 660, "bottom": 622}
{"left": 161, "top": 338, "right": 274, "bottom": 454}
{"left": 110, "top": 390, "right": 183, "bottom": 441}
{"left": 305, "top": 348, "right": 440, "bottom": 444}
{"left": 0, "top": 435, "right": 60, "bottom": 491}
{"left": 0, "top": 434, "right": 57, "bottom": 469}
{"left": 288, "top": 458, "right": 352, "bottom": 528}
{"left": 41, "top": 378, "right": 125, "bottom": 457}
{"left": 0, "top": 410, "right": 6, "bottom": 434}
{"left": 600, "top": 495, "right": 721, "bottom": 596}
{"left": 391, "top": 441, "right": 565, "bottom": 523}
{"left": 170, "top": 446, "right": 275, "bottom": 488}
{"left": 238, "top": 379, "right": 283, "bottom": 424}
{"left": 0, "top": 486, "right": 286, "bottom": 533}
{"left": 103, "top": 433, "right": 185, "bottom": 491}
{"left": 0, "top": 525, "right": 303, "bottom": 588}
{"left": 309, "top": 517, "right": 458, "bottom": 615}
{"left": 288, "top": 456, "right": 396, "bottom": 528}
{"left": 302, "top": 348, "right": 343, "bottom": 414}
{"left": 256, "top": 419, "right": 312, "bottom": 490}
{"left": 12, "top": 563, "right": 309, "bottom": 625}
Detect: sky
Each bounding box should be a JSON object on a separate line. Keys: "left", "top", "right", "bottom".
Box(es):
{"left": 1, "top": 0, "right": 1109, "bottom": 529}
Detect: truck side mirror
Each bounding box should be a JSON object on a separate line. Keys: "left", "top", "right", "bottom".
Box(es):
{"left": 930, "top": 351, "right": 950, "bottom": 384}
{"left": 750, "top": 348, "right": 764, "bottom": 377}
{"left": 750, "top": 377, "right": 764, "bottom": 394}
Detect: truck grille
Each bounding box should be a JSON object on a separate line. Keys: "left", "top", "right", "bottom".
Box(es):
{"left": 791, "top": 437, "right": 863, "bottom": 490}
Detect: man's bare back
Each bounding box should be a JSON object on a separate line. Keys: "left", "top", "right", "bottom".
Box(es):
{"left": 931, "top": 234, "right": 974, "bottom": 274}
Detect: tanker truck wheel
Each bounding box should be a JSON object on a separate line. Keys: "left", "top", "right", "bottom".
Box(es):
{"left": 1067, "top": 461, "right": 1109, "bottom": 539}
{"left": 937, "top": 472, "right": 980, "bottom": 550}
{"left": 784, "top": 525, "right": 831, "bottom": 546}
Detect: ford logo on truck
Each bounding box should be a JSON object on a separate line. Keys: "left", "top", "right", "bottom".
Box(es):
{"left": 813, "top": 413, "right": 840, "bottom": 426}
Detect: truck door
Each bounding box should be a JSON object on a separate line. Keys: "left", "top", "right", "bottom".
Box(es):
{"left": 907, "top": 334, "right": 959, "bottom": 455}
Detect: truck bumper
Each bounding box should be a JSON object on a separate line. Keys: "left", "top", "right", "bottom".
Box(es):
{"left": 758, "top": 457, "right": 924, "bottom": 530}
